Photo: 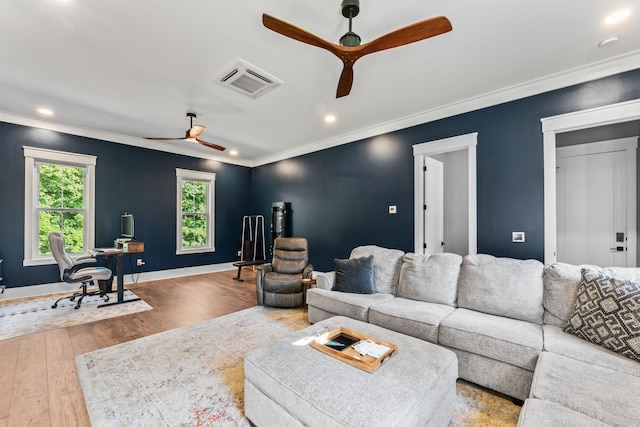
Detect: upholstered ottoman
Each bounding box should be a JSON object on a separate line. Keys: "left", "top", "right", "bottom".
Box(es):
{"left": 244, "top": 316, "right": 458, "bottom": 427}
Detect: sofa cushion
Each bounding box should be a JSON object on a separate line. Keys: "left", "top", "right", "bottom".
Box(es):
{"left": 543, "top": 262, "right": 640, "bottom": 327}
{"left": 542, "top": 262, "right": 584, "bottom": 327}
{"left": 350, "top": 246, "right": 404, "bottom": 295}
{"left": 306, "top": 288, "right": 394, "bottom": 322}
{"left": 332, "top": 256, "right": 375, "bottom": 294}
{"left": 396, "top": 253, "right": 462, "bottom": 306}
{"left": 439, "top": 308, "right": 543, "bottom": 370}
{"left": 543, "top": 325, "right": 640, "bottom": 378}
{"left": 457, "top": 254, "right": 544, "bottom": 324}
{"left": 517, "top": 398, "right": 608, "bottom": 427}
{"left": 369, "top": 298, "right": 455, "bottom": 343}
{"left": 564, "top": 268, "right": 640, "bottom": 362}
{"left": 530, "top": 351, "right": 640, "bottom": 427}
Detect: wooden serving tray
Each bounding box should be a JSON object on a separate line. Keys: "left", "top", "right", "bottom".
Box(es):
{"left": 311, "top": 326, "right": 398, "bottom": 373}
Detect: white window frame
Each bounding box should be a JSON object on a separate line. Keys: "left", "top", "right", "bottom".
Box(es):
{"left": 176, "top": 168, "right": 216, "bottom": 255}
{"left": 23, "top": 146, "right": 96, "bottom": 266}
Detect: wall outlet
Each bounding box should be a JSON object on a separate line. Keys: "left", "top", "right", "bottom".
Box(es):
{"left": 136, "top": 259, "right": 145, "bottom": 266}
{"left": 388, "top": 205, "right": 397, "bottom": 214}
{"left": 237, "top": 250, "right": 242, "bottom": 257}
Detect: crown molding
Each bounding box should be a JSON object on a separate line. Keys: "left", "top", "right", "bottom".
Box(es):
{"left": 0, "top": 111, "right": 253, "bottom": 167}
{"left": 252, "top": 50, "right": 640, "bottom": 167}
{"left": 1, "top": 50, "right": 639, "bottom": 169}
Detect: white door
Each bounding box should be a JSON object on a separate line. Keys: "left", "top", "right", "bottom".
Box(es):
{"left": 424, "top": 157, "right": 444, "bottom": 254}
{"left": 556, "top": 138, "right": 637, "bottom": 267}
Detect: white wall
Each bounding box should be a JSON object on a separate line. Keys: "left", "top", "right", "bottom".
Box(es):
{"left": 432, "top": 150, "right": 469, "bottom": 256}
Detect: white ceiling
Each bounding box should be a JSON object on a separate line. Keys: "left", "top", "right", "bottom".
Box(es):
{"left": 1, "top": 0, "right": 639, "bottom": 167}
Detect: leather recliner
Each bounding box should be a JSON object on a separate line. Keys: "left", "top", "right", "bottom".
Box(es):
{"left": 256, "top": 237, "right": 313, "bottom": 308}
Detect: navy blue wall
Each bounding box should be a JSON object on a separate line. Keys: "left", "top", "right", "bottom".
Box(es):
{"left": 0, "top": 122, "right": 252, "bottom": 287}
{"left": 3, "top": 69, "right": 640, "bottom": 286}
{"left": 251, "top": 68, "right": 640, "bottom": 271}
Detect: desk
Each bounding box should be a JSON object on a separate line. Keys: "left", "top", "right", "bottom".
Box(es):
{"left": 91, "top": 245, "right": 143, "bottom": 308}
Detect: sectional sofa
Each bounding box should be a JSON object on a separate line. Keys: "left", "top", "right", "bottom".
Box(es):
{"left": 306, "top": 245, "right": 640, "bottom": 426}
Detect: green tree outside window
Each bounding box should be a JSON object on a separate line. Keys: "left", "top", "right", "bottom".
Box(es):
{"left": 181, "top": 180, "right": 209, "bottom": 247}
{"left": 37, "top": 163, "right": 86, "bottom": 255}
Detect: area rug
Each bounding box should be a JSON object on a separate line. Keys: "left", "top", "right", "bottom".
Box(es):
{"left": 76, "top": 307, "right": 521, "bottom": 426}
{"left": 0, "top": 290, "right": 152, "bottom": 340}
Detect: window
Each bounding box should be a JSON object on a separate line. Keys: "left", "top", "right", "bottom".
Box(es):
{"left": 176, "top": 169, "right": 215, "bottom": 254}
{"left": 24, "top": 147, "right": 96, "bottom": 266}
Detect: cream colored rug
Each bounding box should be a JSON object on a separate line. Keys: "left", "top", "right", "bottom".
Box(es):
{"left": 0, "top": 290, "right": 152, "bottom": 340}
{"left": 76, "top": 307, "right": 520, "bottom": 426}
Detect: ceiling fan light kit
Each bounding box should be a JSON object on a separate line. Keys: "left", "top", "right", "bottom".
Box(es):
{"left": 263, "top": 0, "right": 452, "bottom": 97}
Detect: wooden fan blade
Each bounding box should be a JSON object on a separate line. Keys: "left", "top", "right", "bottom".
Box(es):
{"left": 359, "top": 16, "right": 452, "bottom": 56}
{"left": 188, "top": 125, "right": 206, "bottom": 139}
{"left": 336, "top": 61, "right": 355, "bottom": 98}
{"left": 195, "top": 138, "right": 226, "bottom": 151}
{"left": 263, "top": 14, "right": 341, "bottom": 56}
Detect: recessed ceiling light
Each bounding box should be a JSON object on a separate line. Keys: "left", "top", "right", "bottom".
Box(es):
{"left": 37, "top": 107, "right": 54, "bottom": 116}
{"left": 605, "top": 9, "right": 630, "bottom": 25}
{"left": 229, "top": 150, "right": 239, "bottom": 156}
{"left": 599, "top": 36, "right": 621, "bottom": 48}
{"left": 324, "top": 114, "right": 336, "bottom": 124}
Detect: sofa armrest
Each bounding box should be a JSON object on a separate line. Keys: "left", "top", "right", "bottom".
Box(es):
{"left": 314, "top": 271, "right": 335, "bottom": 291}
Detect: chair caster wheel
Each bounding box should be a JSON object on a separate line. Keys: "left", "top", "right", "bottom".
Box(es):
{"left": 70, "top": 297, "right": 76, "bottom": 301}
{"left": 104, "top": 296, "right": 110, "bottom": 303}
{"left": 74, "top": 305, "right": 80, "bottom": 309}
{"left": 52, "top": 304, "right": 57, "bottom": 309}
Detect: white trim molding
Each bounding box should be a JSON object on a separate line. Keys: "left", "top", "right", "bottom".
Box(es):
{"left": 413, "top": 133, "right": 478, "bottom": 256}
{"left": 541, "top": 98, "right": 640, "bottom": 264}
{"left": 175, "top": 168, "right": 216, "bottom": 255}
{"left": 1, "top": 262, "right": 236, "bottom": 301}
{"left": 23, "top": 146, "right": 97, "bottom": 266}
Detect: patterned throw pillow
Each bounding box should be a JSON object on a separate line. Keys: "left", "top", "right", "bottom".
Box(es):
{"left": 565, "top": 268, "right": 640, "bottom": 362}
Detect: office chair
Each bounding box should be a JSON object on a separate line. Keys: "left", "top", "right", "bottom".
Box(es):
{"left": 48, "top": 231, "right": 112, "bottom": 309}
{"left": 256, "top": 237, "right": 313, "bottom": 308}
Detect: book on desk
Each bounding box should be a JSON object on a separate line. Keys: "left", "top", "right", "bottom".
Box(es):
{"left": 92, "top": 241, "right": 144, "bottom": 254}
{"left": 115, "top": 240, "right": 144, "bottom": 253}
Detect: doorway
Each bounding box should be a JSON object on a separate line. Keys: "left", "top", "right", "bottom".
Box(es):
{"left": 424, "top": 156, "right": 444, "bottom": 254}
{"left": 556, "top": 138, "right": 637, "bottom": 267}
{"left": 413, "top": 133, "right": 477, "bottom": 256}
{"left": 542, "top": 98, "right": 640, "bottom": 264}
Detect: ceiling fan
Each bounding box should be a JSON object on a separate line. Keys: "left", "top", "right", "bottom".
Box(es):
{"left": 263, "top": 0, "right": 452, "bottom": 98}
{"left": 145, "top": 112, "right": 225, "bottom": 151}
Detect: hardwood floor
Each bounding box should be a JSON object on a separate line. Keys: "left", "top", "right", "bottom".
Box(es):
{"left": 0, "top": 269, "right": 258, "bottom": 427}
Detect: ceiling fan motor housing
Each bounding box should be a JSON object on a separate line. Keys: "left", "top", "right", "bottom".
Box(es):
{"left": 341, "top": 0, "right": 360, "bottom": 18}
{"left": 340, "top": 32, "right": 361, "bottom": 47}
{"left": 340, "top": 0, "right": 361, "bottom": 46}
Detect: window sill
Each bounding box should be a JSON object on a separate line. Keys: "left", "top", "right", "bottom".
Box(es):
{"left": 176, "top": 247, "right": 216, "bottom": 256}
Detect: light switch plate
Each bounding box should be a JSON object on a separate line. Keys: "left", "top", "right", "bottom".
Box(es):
{"left": 512, "top": 232, "right": 525, "bottom": 242}
{"left": 388, "top": 205, "right": 397, "bottom": 214}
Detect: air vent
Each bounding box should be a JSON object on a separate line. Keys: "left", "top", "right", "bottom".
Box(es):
{"left": 215, "top": 59, "right": 283, "bottom": 99}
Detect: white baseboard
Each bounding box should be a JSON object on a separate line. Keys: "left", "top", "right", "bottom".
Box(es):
{"left": 0, "top": 262, "right": 237, "bottom": 301}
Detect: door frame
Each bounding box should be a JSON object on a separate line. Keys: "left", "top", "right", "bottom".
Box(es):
{"left": 413, "top": 132, "right": 478, "bottom": 255}
{"left": 541, "top": 98, "right": 640, "bottom": 264}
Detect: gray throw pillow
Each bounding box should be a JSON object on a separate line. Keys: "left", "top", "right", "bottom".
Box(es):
{"left": 332, "top": 256, "right": 375, "bottom": 294}
{"left": 565, "top": 268, "right": 640, "bottom": 362}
